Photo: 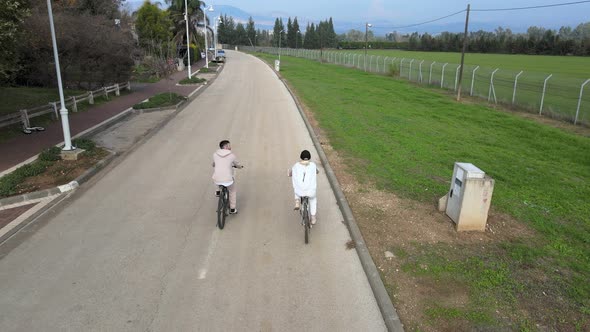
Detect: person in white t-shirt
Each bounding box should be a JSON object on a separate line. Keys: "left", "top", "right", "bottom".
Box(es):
{"left": 288, "top": 150, "right": 319, "bottom": 224}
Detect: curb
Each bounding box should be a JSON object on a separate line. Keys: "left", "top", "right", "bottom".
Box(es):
{"left": 0, "top": 151, "right": 117, "bottom": 209}
{"left": 262, "top": 55, "right": 404, "bottom": 332}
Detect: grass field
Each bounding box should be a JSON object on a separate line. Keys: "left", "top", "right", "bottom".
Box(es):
{"left": 281, "top": 48, "right": 590, "bottom": 124}
{"left": 335, "top": 49, "right": 590, "bottom": 79}
{"left": 254, "top": 52, "right": 590, "bottom": 330}
{"left": 0, "top": 87, "right": 86, "bottom": 116}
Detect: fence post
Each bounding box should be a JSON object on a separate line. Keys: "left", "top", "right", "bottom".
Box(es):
{"left": 72, "top": 96, "right": 78, "bottom": 112}
{"left": 454, "top": 65, "right": 462, "bottom": 91}
{"left": 51, "top": 102, "right": 58, "bottom": 118}
{"left": 419, "top": 60, "right": 425, "bottom": 83}
{"left": 20, "top": 109, "right": 30, "bottom": 129}
{"left": 429, "top": 62, "right": 436, "bottom": 84}
{"left": 104, "top": 87, "right": 109, "bottom": 99}
{"left": 470, "top": 66, "right": 480, "bottom": 96}
{"left": 89, "top": 91, "right": 94, "bottom": 104}
{"left": 401, "top": 58, "right": 408, "bottom": 76}
{"left": 370, "top": 55, "right": 374, "bottom": 72}
{"left": 575, "top": 79, "right": 590, "bottom": 125}
{"left": 409, "top": 59, "right": 415, "bottom": 81}
{"left": 115, "top": 84, "right": 120, "bottom": 96}
{"left": 539, "top": 74, "right": 553, "bottom": 115}
{"left": 441, "top": 63, "right": 449, "bottom": 88}
{"left": 512, "top": 71, "right": 524, "bottom": 105}
{"left": 383, "top": 57, "right": 389, "bottom": 73}
{"left": 488, "top": 68, "right": 499, "bottom": 103}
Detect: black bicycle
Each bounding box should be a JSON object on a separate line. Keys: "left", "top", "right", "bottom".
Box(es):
{"left": 215, "top": 165, "right": 242, "bottom": 229}
{"left": 217, "top": 185, "right": 229, "bottom": 229}
{"left": 300, "top": 196, "right": 311, "bottom": 244}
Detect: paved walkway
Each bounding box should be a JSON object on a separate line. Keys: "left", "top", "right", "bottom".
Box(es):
{"left": 0, "top": 62, "right": 204, "bottom": 173}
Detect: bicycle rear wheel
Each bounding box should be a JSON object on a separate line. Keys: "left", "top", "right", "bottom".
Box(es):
{"left": 217, "top": 188, "right": 228, "bottom": 229}
{"left": 303, "top": 201, "right": 310, "bottom": 244}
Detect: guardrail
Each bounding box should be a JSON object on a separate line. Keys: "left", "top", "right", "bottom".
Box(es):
{"left": 0, "top": 82, "right": 131, "bottom": 132}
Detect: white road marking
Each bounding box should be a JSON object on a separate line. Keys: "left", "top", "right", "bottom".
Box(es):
{"left": 198, "top": 229, "right": 219, "bottom": 279}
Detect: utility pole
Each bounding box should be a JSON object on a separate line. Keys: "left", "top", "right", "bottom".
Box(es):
{"left": 456, "top": 4, "right": 470, "bottom": 101}
{"left": 184, "top": 0, "right": 192, "bottom": 78}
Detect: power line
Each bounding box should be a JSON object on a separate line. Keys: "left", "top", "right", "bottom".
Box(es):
{"left": 472, "top": 0, "right": 590, "bottom": 12}
{"left": 372, "top": 0, "right": 590, "bottom": 31}
{"left": 375, "top": 9, "right": 466, "bottom": 30}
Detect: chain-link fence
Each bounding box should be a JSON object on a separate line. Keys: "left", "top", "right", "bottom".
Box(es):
{"left": 243, "top": 46, "right": 590, "bottom": 126}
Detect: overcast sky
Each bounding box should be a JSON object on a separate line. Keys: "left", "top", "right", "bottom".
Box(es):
{"left": 211, "top": 0, "right": 590, "bottom": 32}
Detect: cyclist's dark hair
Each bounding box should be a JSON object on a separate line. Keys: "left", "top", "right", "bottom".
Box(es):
{"left": 219, "top": 140, "right": 230, "bottom": 149}
{"left": 300, "top": 150, "right": 311, "bottom": 160}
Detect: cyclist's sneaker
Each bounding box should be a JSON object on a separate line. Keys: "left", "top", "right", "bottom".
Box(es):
{"left": 294, "top": 199, "right": 300, "bottom": 210}
{"left": 230, "top": 208, "right": 238, "bottom": 214}
{"left": 311, "top": 215, "right": 317, "bottom": 225}
{"left": 215, "top": 190, "right": 220, "bottom": 197}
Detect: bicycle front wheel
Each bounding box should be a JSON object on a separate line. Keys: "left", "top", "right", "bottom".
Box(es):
{"left": 303, "top": 203, "right": 310, "bottom": 244}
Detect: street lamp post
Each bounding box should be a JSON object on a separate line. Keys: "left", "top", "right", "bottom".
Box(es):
{"left": 295, "top": 29, "right": 300, "bottom": 57}
{"left": 204, "top": 5, "right": 213, "bottom": 69}
{"left": 46, "top": 0, "right": 73, "bottom": 151}
{"left": 214, "top": 16, "right": 222, "bottom": 58}
{"left": 184, "top": 0, "right": 192, "bottom": 78}
{"left": 278, "top": 29, "right": 284, "bottom": 62}
{"left": 364, "top": 22, "right": 372, "bottom": 72}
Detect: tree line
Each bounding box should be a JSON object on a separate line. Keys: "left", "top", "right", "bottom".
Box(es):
{"left": 341, "top": 23, "right": 590, "bottom": 56}
{"left": 216, "top": 16, "right": 338, "bottom": 49}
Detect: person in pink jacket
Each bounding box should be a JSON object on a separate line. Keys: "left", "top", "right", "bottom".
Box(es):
{"left": 212, "top": 140, "right": 243, "bottom": 214}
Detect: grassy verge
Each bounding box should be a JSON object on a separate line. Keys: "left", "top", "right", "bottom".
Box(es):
{"left": 179, "top": 77, "right": 206, "bottom": 84}
{"left": 0, "top": 139, "right": 106, "bottom": 198}
{"left": 132, "top": 92, "right": 185, "bottom": 110}
{"left": 253, "top": 52, "right": 590, "bottom": 330}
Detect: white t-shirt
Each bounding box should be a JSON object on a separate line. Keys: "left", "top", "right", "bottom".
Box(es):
{"left": 291, "top": 161, "right": 317, "bottom": 197}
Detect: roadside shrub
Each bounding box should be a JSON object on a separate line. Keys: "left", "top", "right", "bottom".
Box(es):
{"left": 39, "top": 146, "right": 62, "bottom": 161}
{"left": 133, "top": 92, "right": 185, "bottom": 109}
{"left": 388, "top": 63, "right": 400, "bottom": 77}
{"left": 179, "top": 77, "right": 206, "bottom": 84}
{"left": 73, "top": 138, "right": 96, "bottom": 151}
{"left": 0, "top": 161, "right": 51, "bottom": 197}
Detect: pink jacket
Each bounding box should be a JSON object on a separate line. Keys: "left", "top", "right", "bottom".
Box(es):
{"left": 212, "top": 149, "right": 241, "bottom": 183}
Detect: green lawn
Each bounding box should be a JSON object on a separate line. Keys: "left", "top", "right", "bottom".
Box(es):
{"left": 332, "top": 49, "right": 590, "bottom": 79}
{"left": 255, "top": 52, "right": 590, "bottom": 329}
{"left": 0, "top": 87, "right": 86, "bottom": 116}
{"left": 282, "top": 48, "right": 590, "bottom": 124}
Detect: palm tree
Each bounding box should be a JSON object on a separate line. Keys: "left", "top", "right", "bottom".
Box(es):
{"left": 166, "top": 0, "right": 206, "bottom": 58}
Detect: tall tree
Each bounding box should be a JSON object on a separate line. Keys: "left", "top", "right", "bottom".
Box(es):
{"left": 235, "top": 23, "right": 247, "bottom": 46}
{"left": 166, "top": 0, "right": 204, "bottom": 49}
{"left": 0, "top": 0, "right": 30, "bottom": 83}
{"left": 286, "top": 17, "right": 295, "bottom": 48}
{"left": 135, "top": 1, "right": 173, "bottom": 49}
{"left": 246, "top": 16, "right": 256, "bottom": 46}
{"left": 272, "top": 18, "right": 285, "bottom": 47}
{"left": 293, "top": 17, "right": 302, "bottom": 49}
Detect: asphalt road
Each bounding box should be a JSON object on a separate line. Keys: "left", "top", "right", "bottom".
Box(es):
{"left": 0, "top": 51, "right": 386, "bottom": 331}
